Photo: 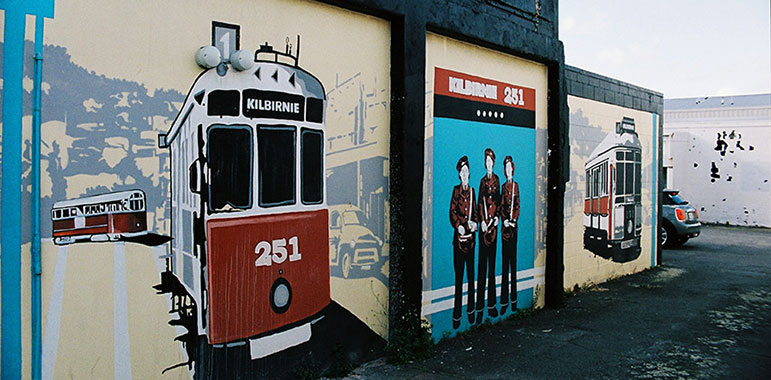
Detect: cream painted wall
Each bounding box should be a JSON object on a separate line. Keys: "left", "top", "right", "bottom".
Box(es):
{"left": 423, "top": 33, "right": 549, "bottom": 307}
{"left": 3, "top": 1, "right": 391, "bottom": 379}
{"left": 564, "top": 96, "right": 657, "bottom": 290}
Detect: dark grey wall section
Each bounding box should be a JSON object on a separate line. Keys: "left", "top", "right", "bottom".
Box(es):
{"left": 319, "top": 0, "right": 569, "bottom": 340}
{"left": 566, "top": 65, "right": 663, "bottom": 116}
{"left": 565, "top": 65, "right": 665, "bottom": 264}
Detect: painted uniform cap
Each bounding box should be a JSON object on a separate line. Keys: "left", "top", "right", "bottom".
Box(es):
{"left": 503, "top": 155, "right": 514, "bottom": 170}
{"left": 484, "top": 148, "right": 496, "bottom": 162}
{"left": 456, "top": 155, "right": 469, "bottom": 172}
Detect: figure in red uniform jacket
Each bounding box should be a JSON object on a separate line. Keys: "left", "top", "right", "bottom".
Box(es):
{"left": 499, "top": 156, "right": 520, "bottom": 315}
{"left": 476, "top": 148, "right": 500, "bottom": 323}
{"left": 449, "top": 156, "right": 479, "bottom": 328}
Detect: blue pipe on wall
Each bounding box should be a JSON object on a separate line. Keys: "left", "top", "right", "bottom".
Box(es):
{"left": 1, "top": 9, "right": 26, "bottom": 379}
{"left": 2, "top": 2, "right": 54, "bottom": 378}
{"left": 31, "top": 15, "right": 46, "bottom": 380}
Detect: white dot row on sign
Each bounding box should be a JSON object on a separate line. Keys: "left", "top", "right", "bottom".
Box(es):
{"left": 477, "top": 109, "right": 504, "bottom": 119}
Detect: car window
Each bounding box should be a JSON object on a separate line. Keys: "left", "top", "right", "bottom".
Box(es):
{"left": 343, "top": 210, "right": 362, "bottom": 225}
{"left": 664, "top": 193, "right": 688, "bottom": 205}
{"left": 330, "top": 211, "right": 341, "bottom": 228}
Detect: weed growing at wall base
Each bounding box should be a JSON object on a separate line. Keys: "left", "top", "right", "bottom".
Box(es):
{"left": 385, "top": 310, "right": 433, "bottom": 364}
{"left": 324, "top": 343, "right": 354, "bottom": 378}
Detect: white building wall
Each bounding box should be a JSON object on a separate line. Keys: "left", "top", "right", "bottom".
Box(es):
{"left": 664, "top": 96, "right": 771, "bottom": 227}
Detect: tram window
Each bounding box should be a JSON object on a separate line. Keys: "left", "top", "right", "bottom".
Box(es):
{"left": 635, "top": 151, "right": 641, "bottom": 163}
{"left": 635, "top": 162, "right": 642, "bottom": 195}
{"left": 626, "top": 151, "right": 635, "bottom": 161}
{"left": 306, "top": 98, "right": 324, "bottom": 123}
{"left": 625, "top": 163, "right": 634, "bottom": 196}
{"left": 616, "top": 163, "right": 625, "bottom": 195}
{"left": 596, "top": 168, "right": 601, "bottom": 198}
{"left": 616, "top": 151, "right": 624, "bottom": 160}
{"left": 301, "top": 128, "right": 323, "bottom": 204}
{"left": 585, "top": 171, "right": 590, "bottom": 198}
{"left": 258, "top": 125, "right": 296, "bottom": 207}
{"left": 208, "top": 90, "right": 240, "bottom": 117}
{"left": 208, "top": 125, "right": 253, "bottom": 212}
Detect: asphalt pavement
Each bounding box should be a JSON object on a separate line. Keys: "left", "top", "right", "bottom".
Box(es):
{"left": 343, "top": 225, "right": 771, "bottom": 379}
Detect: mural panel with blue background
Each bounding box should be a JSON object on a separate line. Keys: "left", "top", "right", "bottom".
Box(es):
{"left": 430, "top": 115, "right": 535, "bottom": 339}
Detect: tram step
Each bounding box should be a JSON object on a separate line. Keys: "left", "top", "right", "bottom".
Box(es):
{"left": 168, "top": 318, "right": 188, "bottom": 326}
{"left": 174, "top": 334, "right": 195, "bottom": 343}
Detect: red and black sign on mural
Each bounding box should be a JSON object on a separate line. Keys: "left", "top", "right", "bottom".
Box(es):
{"left": 434, "top": 67, "right": 536, "bottom": 128}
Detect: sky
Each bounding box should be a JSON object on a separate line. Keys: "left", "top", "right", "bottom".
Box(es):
{"left": 559, "top": 0, "right": 771, "bottom": 99}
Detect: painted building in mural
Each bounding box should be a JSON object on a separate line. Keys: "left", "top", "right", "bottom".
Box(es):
{"left": 563, "top": 66, "right": 662, "bottom": 290}
{"left": 664, "top": 94, "right": 771, "bottom": 227}
{"left": 421, "top": 33, "right": 548, "bottom": 340}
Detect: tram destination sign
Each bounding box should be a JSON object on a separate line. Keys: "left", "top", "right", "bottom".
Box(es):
{"left": 243, "top": 89, "right": 305, "bottom": 121}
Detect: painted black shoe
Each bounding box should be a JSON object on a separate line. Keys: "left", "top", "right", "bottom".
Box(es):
{"left": 453, "top": 319, "right": 460, "bottom": 329}
{"left": 476, "top": 311, "right": 484, "bottom": 324}
{"left": 500, "top": 304, "right": 508, "bottom": 315}
{"left": 488, "top": 307, "right": 498, "bottom": 318}
{"left": 467, "top": 312, "right": 475, "bottom": 324}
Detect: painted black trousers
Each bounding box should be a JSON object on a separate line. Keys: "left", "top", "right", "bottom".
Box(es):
{"left": 500, "top": 228, "right": 518, "bottom": 308}
{"left": 453, "top": 244, "right": 475, "bottom": 322}
{"left": 476, "top": 240, "right": 497, "bottom": 314}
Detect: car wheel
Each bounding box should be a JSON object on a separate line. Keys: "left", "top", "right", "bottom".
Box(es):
{"left": 342, "top": 252, "right": 352, "bottom": 279}
{"left": 662, "top": 224, "right": 676, "bottom": 248}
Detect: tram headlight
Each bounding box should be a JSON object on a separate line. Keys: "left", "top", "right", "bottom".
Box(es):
{"left": 195, "top": 45, "right": 221, "bottom": 69}
{"left": 270, "top": 278, "right": 292, "bottom": 314}
{"left": 349, "top": 240, "right": 356, "bottom": 249}
{"left": 230, "top": 49, "right": 254, "bottom": 71}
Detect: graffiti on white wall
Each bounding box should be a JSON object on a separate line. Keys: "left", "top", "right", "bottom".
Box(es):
{"left": 665, "top": 95, "right": 771, "bottom": 227}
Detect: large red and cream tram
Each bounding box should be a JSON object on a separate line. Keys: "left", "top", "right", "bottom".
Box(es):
{"left": 583, "top": 117, "right": 642, "bottom": 263}
{"left": 157, "top": 38, "right": 329, "bottom": 364}
{"left": 51, "top": 190, "right": 147, "bottom": 245}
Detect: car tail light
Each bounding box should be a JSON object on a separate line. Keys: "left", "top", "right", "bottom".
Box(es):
{"left": 694, "top": 209, "right": 699, "bottom": 219}
{"left": 675, "top": 208, "right": 686, "bottom": 221}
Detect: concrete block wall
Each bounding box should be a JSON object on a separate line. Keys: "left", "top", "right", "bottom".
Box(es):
{"left": 566, "top": 66, "right": 664, "bottom": 116}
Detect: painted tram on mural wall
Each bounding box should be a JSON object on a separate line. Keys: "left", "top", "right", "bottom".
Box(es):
{"left": 156, "top": 34, "right": 330, "bottom": 370}
{"left": 583, "top": 117, "right": 642, "bottom": 263}
{"left": 51, "top": 190, "right": 148, "bottom": 245}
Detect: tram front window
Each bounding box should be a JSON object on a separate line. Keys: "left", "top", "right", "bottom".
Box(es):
{"left": 259, "top": 125, "right": 296, "bottom": 207}
{"left": 301, "top": 129, "right": 323, "bottom": 204}
{"left": 208, "top": 126, "right": 253, "bottom": 212}
{"left": 616, "top": 162, "right": 625, "bottom": 196}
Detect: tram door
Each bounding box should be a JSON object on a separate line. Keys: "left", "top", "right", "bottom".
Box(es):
{"left": 590, "top": 165, "right": 601, "bottom": 231}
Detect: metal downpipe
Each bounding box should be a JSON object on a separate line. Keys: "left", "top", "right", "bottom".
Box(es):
{"left": 31, "top": 15, "right": 46, "bottom": 380}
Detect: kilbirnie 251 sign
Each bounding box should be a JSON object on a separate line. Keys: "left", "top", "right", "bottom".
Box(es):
{"left": 434, "top": 67, "right": 536, "bottom": 128}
